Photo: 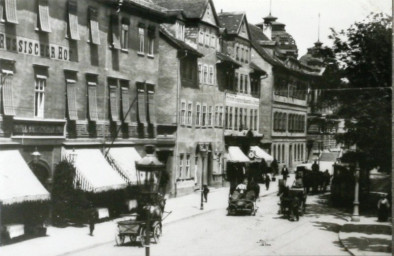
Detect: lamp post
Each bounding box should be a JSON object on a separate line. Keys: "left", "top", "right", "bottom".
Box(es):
{"left": 351, "top": 163, "right": 360, "bottom": 222}
{"left": 136, "top": 145, "right": 164, "bottom": 256}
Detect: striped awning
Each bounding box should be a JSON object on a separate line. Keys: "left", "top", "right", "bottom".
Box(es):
{"left": 106, "top": 147, "right": 141, "bottom": 184}
{"left": 64, "top": 149, "right": 127, "bottom": 193}
{"left": 0, "top": 150, "right": 50, "bottom": 205}
{"left": 225, "top": 146, "right": 250, "bottom": 163}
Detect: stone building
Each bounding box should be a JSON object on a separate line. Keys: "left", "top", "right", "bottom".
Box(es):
{"left": 0, "top": 0, "right": 174, "bottom": 219}
{"left": 250, "top": 14, "right": 322, "bottom": 171}
{"left": 154, "top": 0, "right": 226, "bottom": 196}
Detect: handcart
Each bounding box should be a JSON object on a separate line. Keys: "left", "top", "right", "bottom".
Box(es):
{"left": 115, "top": 210, "right": 172, "bottom": 247}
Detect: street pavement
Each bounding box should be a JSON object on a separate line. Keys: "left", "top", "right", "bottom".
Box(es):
{"left": 0, "top": 175, "right": 289, "bottom": 256}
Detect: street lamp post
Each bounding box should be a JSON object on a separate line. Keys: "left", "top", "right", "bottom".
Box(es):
{"left": 136, "top": 145, "right": 164, "bottom": 256}
{"left": 351, "top": 164, "right": 360, "bottom": 222}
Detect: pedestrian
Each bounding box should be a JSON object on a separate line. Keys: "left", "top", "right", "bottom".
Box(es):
{"left": 88, "top": 207, "right": 98, "bottom": 236}
{"left": 377, "top": 193, "right": 390, "bottom": 222}
{"left": 281, "top": 165, "right": 289, "bottom": 182}
{"left": 265, "top": 173, "right": 271, "bottom": 191}
{"left": 203, "top": 185, "right": 210, "bottom": 202}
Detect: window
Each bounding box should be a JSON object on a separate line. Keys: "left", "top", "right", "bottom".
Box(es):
{"left": 121, "top": 19, "right": 129, "bottom": 50}
{"left": 229, "top": 107, "right": 233, "bottom": 130}
{"left": 225, "top": 107, "right": 229, "bottom": 129}
{"left": 185, "top": 154, "right": 191, "bottom": 178}
{"left": 37, "top": 0, "right": 50, "bottom": 32}
{"left": 202, "top": 105, "right": 207, "bottom": 126}
{"left": 205, "top": 29, "right": 210, "bottom": 46}
{"left": 254, "top": 109, "right": 258, "bottom": 130}
{"left": 1, "top": 69, "right": 15, "bottom": 116}
{"left": 180, "top": 101, "right": 186, "bottom": 125}
{"left": 179, "top": 154, "right": 184, "bottom": 178}
{"left": 245, "top": 49, "right": 249, "bottom": 63}
{"left": 235, "top": 45, "right": 239, "bottom": 61}
{"left": 108, "top": 79, "right": 119, "bottom": 122}
{"left": 65, "top": 75, "right": 78, "bottom": 121}
{"left": 214, "top": 106, "right": 219, "bottom": 127}
{"left": 234, "top": 107, "right": 238, "bottom": 130}
{"left": 146, "top": 86, "right": 156, "bottom": 126}
{"left": 282, "top": 144, "right": 285, "bottom": 163}
{"left": 137, "top": 82, "right": 146, "bottom": 125}
{"left": 187, "top": 102, "right": 192, "bottom": 125}
{"left": 196, "top": 103, "right": 201, "bottom": 126}
{"left": 218, "top": 106, "right": 223, "bottom": 127}
{"left": 198, "top": 64, "right": 202, "bottom": 82}
{"left": 88, "top": 7, "right": 100, "bottom": 45}
{"left": 198, "top": 29, "right": 204, "bottom": 44}
{"left": 148, "top": 25, "right": 155, "bottom": 56}
{"left": 250, "top": 109, "right": 253, "bottom": 132}
{"left": 67, "top": 0, "right": 79, "bottom": 40}
{"left": 87, "top": 77, "right": 98, "bottom": 121}
{"left": 239, "top": 74, "right": 243, "bottom": 93}
{"left": 208, "top": 106, "right": 213, "bottom": 126}
{"left": 120, "top": 81, "right": 130, "bottom": 123}
{"left": 203, "top": 65, "right": 208, "bottom": 84}
{"left": 245, "top": 75, "right": 249, "bottom": 94}
{"left": 210, "top": 34, "right": 216, "bottom": 48}
{"left": 234, "top": 72, "right": 238, "bottom": 92}
{"left": 34, "top": 75, "right": 46, "bottom": 118}
{"left": 239, "top": 108, "right": 243, "bottom": 129}
{"left": 138, "top": 27, "right": 145, "bottom": 53}
{"left": 240, "top": 48, "right": 244, "bottom": 62}
{"left": 278, "top": 145, "right": 281, "bottom": 163}
{"left": 243, "top": 108, "right": 247, "bottom": 130}
{"left": 209, "top": 65, "right": 213, "bottom": 84}
{"left": 110, "top": 14, "right": 120, "bottom": 49}
{"left": 3, "top": 0, "right": 18, "bottom": 24}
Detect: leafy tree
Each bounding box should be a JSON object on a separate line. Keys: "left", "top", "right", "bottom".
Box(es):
{"left": 327, "top": 13, "right": 392, "bottom": 171}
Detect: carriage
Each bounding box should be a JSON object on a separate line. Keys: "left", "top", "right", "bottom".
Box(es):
{"left": 227, "top": 189, "right": 258, "bottom": 216}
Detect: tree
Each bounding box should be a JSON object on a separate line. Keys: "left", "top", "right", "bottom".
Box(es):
{"left": 328, "top": 13, "right": 392, "bottom": 171}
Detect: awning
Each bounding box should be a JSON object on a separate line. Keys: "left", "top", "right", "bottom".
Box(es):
{"left": 106, "top": 147, "right": 142, "bottom": 184}
{"left": 250, "top": 146, "right": 273, "bottom": 163}
{"left": 225, "top": 146, "right": 250, "bottom": 163}
{"left": 0, "top": 150, "right": 50, "bottom": 205}
{"left": 64, "top": 149, "right": 127, "bottom": 193}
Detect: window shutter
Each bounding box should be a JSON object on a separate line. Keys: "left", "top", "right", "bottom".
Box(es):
{"left": 68, "top": 0, "right": 79, "bottom": 40}
{"left": 137, "top": 83, "right": 147, "bottom": 125}
{"left": 89, "top": 7, "right": 100, "bottom": 45}
{"left": 110, "top": 14, "right": 120, "bottom": 49}
{"left": 66, "top": 79, "right": 78, "bottom": 121}
{"left": 5, "top": 0, "right": 17, "bottom": 24}
{"left": 109, "top": 85, "right": 119, "bottom": 122}
{"left": 38, "top": 0, "right": 51, "bottom": 32}
{"left": 147, "top": 84, "right": 156, "bottom": 124}
{"left": 2, "top": 72, "right": 15, "bottom": 116}
{"left": 87, "top": 82, "right": 98, "bottom": 121}
{"left": 121, "top": 86, "right": 130, "bottom": 123}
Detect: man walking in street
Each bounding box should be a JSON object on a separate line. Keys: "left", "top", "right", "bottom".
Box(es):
{"left": 203, "top": 185, "right": 210, "bottom": 203}
{"left": 265, "top": 173, "right": 271, "bottom": 191}
{"left": 88, "top": 207, "right": 98, "bottom": 236}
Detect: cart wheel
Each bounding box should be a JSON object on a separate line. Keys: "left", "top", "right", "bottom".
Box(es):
{"left": 153, "top": 224, "right": 162, "bottom": 243}
{"left": 115, "top": 234, "right": 125, "bottom": 246}
{"left": 139, "top": 227, "right": 148, "bottom": 247}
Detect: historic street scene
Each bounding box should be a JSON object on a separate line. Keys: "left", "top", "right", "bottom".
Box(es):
{"left": 0, "top": 0, "right": 391, "bottom": 256}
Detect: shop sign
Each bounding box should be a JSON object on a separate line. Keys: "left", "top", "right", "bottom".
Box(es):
{"left": 0, "top": 32, "right": 71, "bottom": 61}
{"left": 13, "top": 121, "right": 65, "bottom": 136}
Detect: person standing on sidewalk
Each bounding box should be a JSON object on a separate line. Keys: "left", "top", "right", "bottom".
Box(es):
{"left": 265, "top": 173, "right": 271, "bottom": 191}
{"left": 203, "top": 185, "right": 210, "bottom": 202}
{"left": 88, "top": 207, "right": 98, "bottom": 236}
{"left": 377, "top": 193, "right": 390, "bottom": 222}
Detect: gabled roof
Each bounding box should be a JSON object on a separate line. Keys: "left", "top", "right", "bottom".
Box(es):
{"left": 218, "top": 12, "right": 251, "bottom": 40}
{"left": 159, "top": 25, "right": 203, "bottom": 57}
{"left": 151, "top": 0, "right": 219, "bottom": 25}
{"left": 216, "top": 52, "right": 241, "bottom": 68}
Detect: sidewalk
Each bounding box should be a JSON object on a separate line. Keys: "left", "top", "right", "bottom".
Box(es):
{"left": 338, "top": 216, "right": 392, "bottom": 256}
{"left": 0, "top": 175, "right": 287, "bottom": 256}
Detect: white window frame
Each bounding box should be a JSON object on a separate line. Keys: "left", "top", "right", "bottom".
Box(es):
{"left": 179, "top": 154, "right": 184, "bottom": 178}
{"left": 185, "top": 154, "right": 191, "bottom": 178}
{"left": 203, "top": 65, "right": 208, "bottom": 84}
{"left": 210, "top": 34, "right": 215, "bottom": 48}
{"left": 198, "top": 28, "right": 204, "bottom": 45}
{"left": 34, "top": 75, "right": 46, "bottom": 118}
{"left": 148, "top": 36, "right": 154, "bottom": 56}
{"left": 219, "top": 105, "right": 223, "bottom": 127}
{"left": 198, "top": 64, "right": 202, "bottom": 82}
{"left": 196, "top": 103, "right": 201, "bottom": 126}
{"left": 202, "top": 104, "right": 207, "bottom": 127}
{"left": 209, "top": 65, "right": 213, "bottom": 85}
{"left": 208, "top": 106, "right": 213, "bottom": 126}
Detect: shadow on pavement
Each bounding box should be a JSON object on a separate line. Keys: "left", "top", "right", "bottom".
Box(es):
{"left": 312, "top": 221, "right": 342, "bottom": 233}
{"left": 341, "top": 236, "right": 391, "bottom": 253}
{"left": 341, "top": 224, "right": 391, "bottom": 235}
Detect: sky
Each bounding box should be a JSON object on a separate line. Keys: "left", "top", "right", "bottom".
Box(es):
{"left": 213, "top": 0, "right": 391, "bottom": 56}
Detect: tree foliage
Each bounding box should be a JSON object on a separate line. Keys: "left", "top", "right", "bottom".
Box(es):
{"left": 327, "top": 13, "right": 392, "bottom": 171}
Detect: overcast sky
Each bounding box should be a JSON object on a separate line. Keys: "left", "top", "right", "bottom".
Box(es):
{"left": 213, "top": 0, "right": 391, "bottom": 56}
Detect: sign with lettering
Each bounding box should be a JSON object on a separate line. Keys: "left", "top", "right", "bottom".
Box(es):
{"left": 0, "top": 33, "right": 71, "bottom": 61}
{"left": 13, "top": 121, "right": 65, "bottom": 136}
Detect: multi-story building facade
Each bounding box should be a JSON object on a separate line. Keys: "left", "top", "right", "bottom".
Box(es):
{"left": 154, "top": 0, "right": 226, "bottom": 196}
{"left": 0, "top": 0, "right": 174, "bottom": 212}
{"left": 250, "top": 14, "right": 322, "bottom": 170}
